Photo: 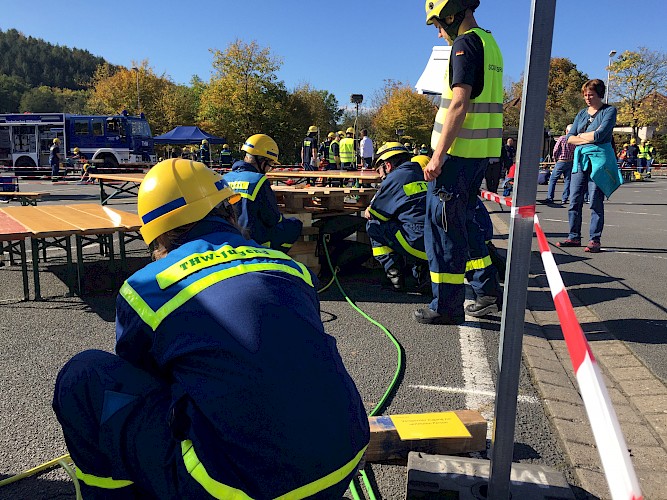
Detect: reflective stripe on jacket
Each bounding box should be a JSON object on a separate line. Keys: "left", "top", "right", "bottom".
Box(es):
{"left": 431, "top": 28, "right": 504, "bottom": 158}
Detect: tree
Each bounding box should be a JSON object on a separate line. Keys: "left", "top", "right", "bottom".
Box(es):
{"left": 289, "top": 83, "right": 342, "bottom": 134}
{"left": 371, "top": 80, "right": 436, "bottom": 146}
{"left": 199, "top": 40, "right": 295, "bottom": 158}
{"left": 610, "top": 47, "right": 667, "bottom": 138}
{"left": 503, "top": 58, "right": 588, "bottom": 134}
{"left": 86, "top": 61, "right": 195, "bottom": 135}
{"left": 0, "top": 74, "right": 28, "bottom": 112}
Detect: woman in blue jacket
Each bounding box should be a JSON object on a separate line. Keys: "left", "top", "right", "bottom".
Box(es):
{"left": 52, "top": 159, "right": 369, "bottom": 499}
{"left": 558, "top": 79, "right": 618, "bottom": 253}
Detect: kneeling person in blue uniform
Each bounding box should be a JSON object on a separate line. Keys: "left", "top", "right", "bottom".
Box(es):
{"left": 365, "top": 143, "right": 428, "bottom": 291}
{"left": 224, "top": 133, "right": 303, "bottom": 252}
{"left": 52, "top": 158, "right": 370, "bottom": 499}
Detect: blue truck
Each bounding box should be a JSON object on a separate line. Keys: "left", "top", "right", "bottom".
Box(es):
{"left": 0, "top": 111, "right": 156, "bottom": 175}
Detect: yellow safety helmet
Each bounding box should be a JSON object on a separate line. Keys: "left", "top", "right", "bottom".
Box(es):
{"left": 374, "top": 142, "right": 410, "bottom": 167}
{"left": 138, "top": 159, "right": 240, "bottom": 245}
{"left": 53, "top": 138, "right": 60, "bottom": 144}
{"left": 425, "top": 0, "right": 480, "bottom": 25}
{"left": 412, "top": 155, "right": 431, "bottom": 170}
{"left": 345, "top": 127, "right": 355, "bottom": 134}
{"left": 308, "top": 125, "right": 318, "bottom": 133}
{"left": 327, "top": 132, "right": 336, "bottom": 139}
{"left": 421, "top": 144, "right": 427, "bottom": 148}
{"left": 630, "top": 138, "right": 637, "bottom": 145}
{"left": 201, "top": 139, "right": 208, "bottom": 145}
{"left": 404, "top": 142, "right": 412, "bottom": 148}
{"left": 241, "top": 134, "right": 279, "bottom": 163}
{"left": 222, "top": 144, "right": 230, "bottom": 149}
{"left": 73, "top": 147, "right": 80, "bottom": 154}
{"left": 623, "top": 143, "right": 628, "bottom": 147}
{"left": 337, "top": 130, "right": 345, "bottom": 138}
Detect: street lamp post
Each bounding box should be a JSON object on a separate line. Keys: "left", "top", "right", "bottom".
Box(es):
{"left": 131, "top": 67, "right": 141, "bottom": 112}
{"left": 606, "top": 50, "right": 617, "bottom": 104}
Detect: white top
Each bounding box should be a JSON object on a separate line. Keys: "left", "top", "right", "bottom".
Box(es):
{"left": 359, "top": 136, "right": 374, "bottom": 158}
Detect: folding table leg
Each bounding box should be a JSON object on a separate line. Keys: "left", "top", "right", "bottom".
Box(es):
{"left": 31, "top": 238, "right": 42, "bottom": 301}
{"left": 19, "top": 240, "right": 28, "bottom": 301}
{"left": 75, "top": 235, "right": 84, "bottom": 296}
{"left": 65, "top": 237, "right": 74, "bottom": 297}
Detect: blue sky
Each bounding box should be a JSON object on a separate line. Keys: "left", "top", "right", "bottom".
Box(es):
{"left": 2, "top": 0, "right": 665, "bottom": 108}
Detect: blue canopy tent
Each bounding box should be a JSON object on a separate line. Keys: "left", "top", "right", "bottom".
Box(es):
{"left": 153, "top": 126, "right": 226, "bottom": 145}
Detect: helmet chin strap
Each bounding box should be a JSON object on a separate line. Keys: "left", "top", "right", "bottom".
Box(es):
{"left": 444, "top": 10, "right": 467, "bottom": 40}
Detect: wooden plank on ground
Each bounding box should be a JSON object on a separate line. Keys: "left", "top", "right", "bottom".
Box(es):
{"left": 365, "top": 410, "right": 487, "bottom": 464}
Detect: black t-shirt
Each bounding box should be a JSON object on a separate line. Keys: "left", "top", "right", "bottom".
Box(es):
{"left": 302, "top": 136, "right": 317, "bottom": 163}
{"left": 449, "top": 31, "right": 486, "bottom": 99}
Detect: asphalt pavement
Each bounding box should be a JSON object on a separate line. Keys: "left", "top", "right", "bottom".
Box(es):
{"left": 1, "top": 175, "right": 665, "bottom": 499}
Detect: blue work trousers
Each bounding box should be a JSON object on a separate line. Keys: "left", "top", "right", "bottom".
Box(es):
{"left": 52, "top": 350, "right": 205, "bottom": 499}
{"left": 567, "top": 168, "right": 605, "bottom": 243}
{"left": 50, "top": 160, "right": 59, "bottom": 178}
{"left": 547, "top": 160, "right": 573, "bottom": 202}
{"left": 424, "top": 156, "right": 500, "bottom": 318}
{"left": 367, "top": 219, "right": 426, "bottom": 279}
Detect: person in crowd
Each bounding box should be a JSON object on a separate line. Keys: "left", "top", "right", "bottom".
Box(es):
{"left": 484, "top": 157, "right": 502, "bottom": 194}
{"left": 53, "top": 158, "right": 369, "bottom": 499}
{"left": 419, "top": 144, "right": 430, "bottom": 155}
{"left": 365, "top": 143, "right": 428, "bottom": 292}
{"left": 49, "top": 138, "right": 61, "bottom": 181}
{"left": 223, "top": 134, "right": 303, "bottom": 252}
{"left": 301, "top": 125, "right": 318, "bottom": 171}
{"left": 557, "top": 79, "right": 621, "bottom": 253}
{"left": 645, "top": 140, "right": 656, "bottom": 178}
{"left": 415, "top": 0, "right": 504, "bottom": 325}
{"left": 219, "top": 143, "right": 233, "bottom": 170}
{"left": 618, "top": 143, "right": 628, "bottom": 163}
{"left": 545, "top": 124, "right": 575, "bottom": 204}
{"left": 301, "top": 125, "right": 318, "bottom": 185}
{"left": 318, "top": 132, "right": 336, "bottom": 170}
{"left": 199, "top": 139, "right": 210, "bottom": 165}
{"left": 359, "top": 129, "right": 374, "bottom": 170}
{"left": 626, "top": 138, "right": 640, "bottom": 169}
{"left": 502, "top": 137, "right": 516, "bottom": 177}
{"left": 339, "top": 128, "right": 357, "bottom": 171}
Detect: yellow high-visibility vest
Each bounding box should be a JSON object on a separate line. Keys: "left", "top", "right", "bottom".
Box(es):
{"left": 431, "top": 28, "right": 504, "bottom": 159}
{"left": 339, "top": 138, "right": 355, "bottom": 164}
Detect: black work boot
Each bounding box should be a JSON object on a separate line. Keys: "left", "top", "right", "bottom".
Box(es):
{"left": 413, "top": 308, "right": 464, "bottom": 325}
{"left": 386, "top": 267, "right": 405, "bottom": 291}
{"left": 465, "top": 296, "right": 501, "bottom": 317}
{"left": 413, "top": 264, "right": 431, "bottom": 294}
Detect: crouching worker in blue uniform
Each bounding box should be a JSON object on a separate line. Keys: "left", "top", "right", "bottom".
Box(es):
{"left": 224, "top": 133, "right": 303, "bottom": 252}
{"left": 364, "top": 143, "right": 428, "bottom": 292}
{"left": 52, "top": 158, "right": 370, "bottom": 499}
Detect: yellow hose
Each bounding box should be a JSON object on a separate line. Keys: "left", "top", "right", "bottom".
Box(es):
{"left": 0, "top": 453, "right": 72, "bottom": 487}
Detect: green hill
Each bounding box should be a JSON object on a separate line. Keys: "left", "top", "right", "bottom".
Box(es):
{"left": 0, "top": 28, "right": 108, "bottom": 90}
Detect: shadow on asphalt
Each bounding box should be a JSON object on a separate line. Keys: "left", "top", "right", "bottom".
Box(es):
{"left": 42, "top": 193, "right": 100, "bottom": 202}
{"left": 0, "top": 475, "right": 74, "bottom": 500}
{"left": 584, "top": 318, "right": 667, "bottom": 346}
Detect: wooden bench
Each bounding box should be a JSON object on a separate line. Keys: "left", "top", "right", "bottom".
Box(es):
{"left": 0, "top": 191, "right": 49, "bottom": 206}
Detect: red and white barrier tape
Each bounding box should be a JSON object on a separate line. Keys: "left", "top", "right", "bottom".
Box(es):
{"left": 479, "top": 189, "right": 642, "bottom": 499}
{"left": 533, "top": 214, "right": 642, "bottom": 500}
{"left": 479, "top": 189, "right": 513, "bottom": 207}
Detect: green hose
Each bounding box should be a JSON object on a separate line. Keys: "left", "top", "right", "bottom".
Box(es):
{"left": 322, "top": 234, "right": 404, "bottom": 500}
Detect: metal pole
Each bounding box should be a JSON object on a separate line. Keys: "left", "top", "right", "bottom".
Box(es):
{"left": 606, "top": 50, "right": 616, "bottom": 105}
{"left": 487, "top": 0, "right": 556, "bottom": 498}
{"left": 136, "top": 71, "right": 141, "bottom": 112}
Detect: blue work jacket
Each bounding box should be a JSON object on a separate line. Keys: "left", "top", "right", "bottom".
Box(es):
{"left": 223, "top": 161, "right": 303, "bottom": 250}
{"left": 115, "top": 216, "right": 369, "bottom": 498}
{"left": 368, "top": 160, "right": 427, "bottom": 243}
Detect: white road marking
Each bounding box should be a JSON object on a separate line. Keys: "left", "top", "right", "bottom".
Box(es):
{"left": 409, "top": 384, "right": 540, "bottom": 405}
{"left": 605, "top": 250, "right": 667, "bottom": 260}
{"left": 612, "top": 210, "right": 661, "bottom": 216}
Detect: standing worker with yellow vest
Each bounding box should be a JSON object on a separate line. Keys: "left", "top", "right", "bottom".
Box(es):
{"left": 339, "top": 127, "right": 357, "bottom": 171}
{"left": 415, "top": 0, "right": 503, "bottom": 325}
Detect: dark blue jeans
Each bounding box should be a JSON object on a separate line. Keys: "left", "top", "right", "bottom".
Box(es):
{"left": 547, "top": 160, "right": 572, "bottom": 202}
{"left": 568, "top": 168, "right": 605, "bottom": 243}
